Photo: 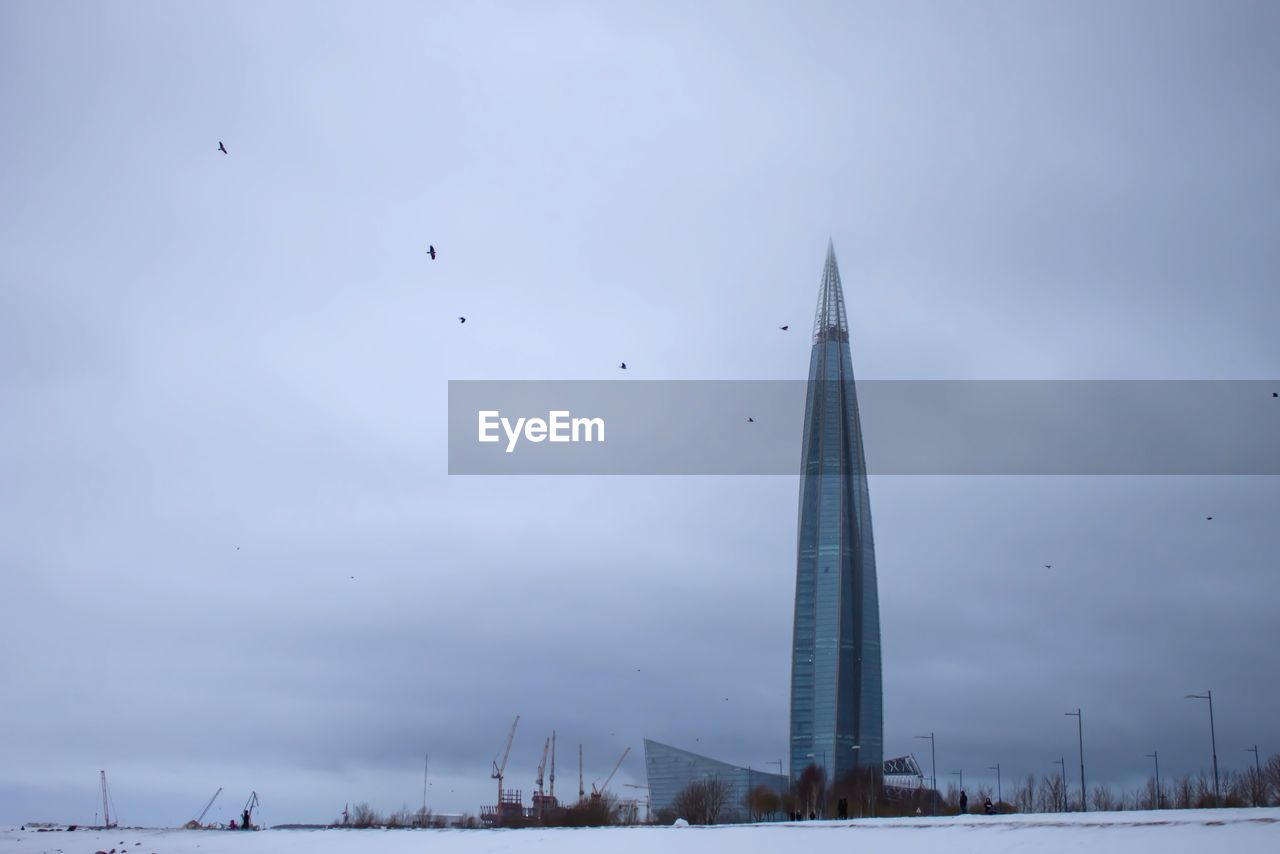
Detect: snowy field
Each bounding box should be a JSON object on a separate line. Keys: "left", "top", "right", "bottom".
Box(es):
{"left": 4, "top": 809, "right": 1277, "bottom": 854}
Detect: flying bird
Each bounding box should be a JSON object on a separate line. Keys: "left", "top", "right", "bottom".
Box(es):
{"left": 427, "top": 245, "right": 437, "bottom": 260}
{"left": 1273, "top": 392, "right": 1278, "bottom": 398}
{"left": 1206, "top": 516, "right": 1213, "bottom": 520}
{"left": 217, "top": 141, "right": 227, "bottom": 154}
{"left": 1044, "top": 564, "right": 1052, "bottom": 569}
{"left": 780, "top": 325, "right": 789, "bottom": 331}
{"left": 747, "top": 417, "right": 755, "bottom": 423}
{"left": 619, "top": 362, "right": 627, "bottom": 370}
{"left": 458, "top": 316, "right": 466, "bottom": 324}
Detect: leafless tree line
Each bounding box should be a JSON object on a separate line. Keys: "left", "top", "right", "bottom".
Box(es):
{"left": 1003, "top": 753, "right": 1280, "bottom": 813}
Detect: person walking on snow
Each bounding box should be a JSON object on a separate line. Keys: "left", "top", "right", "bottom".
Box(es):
{"left": 959, "top": 790, "right": 968, "bottom": 814}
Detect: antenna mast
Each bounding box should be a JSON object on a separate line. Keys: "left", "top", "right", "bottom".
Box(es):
{"left": 578, "top": 745, "right": 584, "bottom": 802}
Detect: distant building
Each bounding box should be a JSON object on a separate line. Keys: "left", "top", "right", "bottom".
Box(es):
{"left": 644, "top": 739, "right": 788, "bottom": 822}
{"left": 645, "top": 737, "right": 925, "bottom": 821}
{"left": 790, "top": 241, "right": 883, "bottom": 780}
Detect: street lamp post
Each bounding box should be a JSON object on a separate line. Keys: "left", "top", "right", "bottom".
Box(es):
{"left": 1065, "top": 708, "right": 1085, "bottom": 812}
{"left": 913, "top": 733, "right": 937, "bottom": 793}
{"left": 1185, "top": 691, "right": 1220, "bottom": 807}
{"left": 849, "top": 745, "right": 870, "bottom": 817}
{"left": 988, "top": 763, "right": 1002, "bottom": 806}
{"left": 1053, "top": 758, "right": 1067, "bottom": 812}
{"left": 1247, "top": 746, "right": 1261, "bottom": 807}
{"left": 1145, "top": 751, "right": 1161, "bottom": 809}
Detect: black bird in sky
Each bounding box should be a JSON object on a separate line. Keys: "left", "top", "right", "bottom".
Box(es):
{"left": 748, "top": 417, "right": 754, "bottom": 423}
{"left": 458, "top": 316, "right": 466, "bottom": 324}
{"left": 1044, "top": 564, "right": 1052, "bottom": 569}
{"left": 1206, "top": 516, "right": 1214, "bottom": 520}
{"left": 619, "top": 362, "right": 627, "bottom": 370}
{"left": 780, "top": 325, "right": 789, "bottom": 331}
{"left": 427, "top": 245, "right": 437, "bottom": 260}
{"left": 1273, "top": 392, "right": 1278, "bottom": 397}
{"left": 217, "top": 141, "right": 227, "bottom": 154}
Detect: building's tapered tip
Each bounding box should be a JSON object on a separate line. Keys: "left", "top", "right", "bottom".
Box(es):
{"left": 813, "top": 240, "right": 849, "bottom": 343}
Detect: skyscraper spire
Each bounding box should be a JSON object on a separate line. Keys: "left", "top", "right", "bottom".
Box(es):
{"left": 812, "top": 239, "right": 849, "bottom": 343}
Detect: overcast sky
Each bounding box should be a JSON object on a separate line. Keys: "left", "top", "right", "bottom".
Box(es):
{"left": 3, "top": 0, "right": 1279, "bottom": 827}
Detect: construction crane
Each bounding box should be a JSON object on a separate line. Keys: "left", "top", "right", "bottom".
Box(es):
{"left": 534, "top": 736, "right": 552, "bottom": 820}
{"left": 192, "top": 787, "right": 222, "bottom": 826}
{"left": 578, "top": 745, "right": 585, "bottom": 802}
{"left": 624, "top": 783, "right": 650, "bottom": 822}
{"left": 490, "top": 715, "right": 520, "bottom": 807}
{"left": 535, "top": 736, "right": 551, "bottom": 798}
{"left": 549, "top": 731, "right": 556, "bottom": 800}
{"left": 99, "top": 770, "right": 116, "bottom": 829}
{"left": 242, "top": 791, "right": 260, "bottom": 829}
{"left": 592, "top": 746, "right": 631, "bottom": 798}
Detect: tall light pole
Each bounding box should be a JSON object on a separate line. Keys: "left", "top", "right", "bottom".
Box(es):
{"left": 1053, "top": 758, "right": 1067, "bottom": 812}
{"left": 1185, "top": 691, "right": 1220, "bottom": 807}
{"left": 988, "top": 763, "right": 1001, "bottom": 806}
{"left": 952, "top": 770, "right": 963, "bottom": 792}
{"left": 913, "top": 733, "right": 936, "bottom": 793}
{"left": 1247, "top": 746, "right": 1261, "bottom": 807}
{"left": 849, "top": 745, "right": 867, "bottom": 816}
{"left": 1145, "top": 751, "right": 1161, "bottom": 809}
{"left": 1064, "top": 708, "right": 1085, "bottom": 812}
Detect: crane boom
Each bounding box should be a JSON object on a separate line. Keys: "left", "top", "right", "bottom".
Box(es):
{"left": 195, "top": 787, "right": 222, "bottom": 824}
{"left": 491, "top": 715, "right": 520, "bottom": 806}
{"left": 492, "top": 715, "right": 520, "bottom": 777}
{"left": 599, "top": 746, "right": 631, "bottom": 794}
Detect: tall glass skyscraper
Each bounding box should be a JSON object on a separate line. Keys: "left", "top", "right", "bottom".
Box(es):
{"left": 789, "top": 241, "right": 883, "bottom": 783}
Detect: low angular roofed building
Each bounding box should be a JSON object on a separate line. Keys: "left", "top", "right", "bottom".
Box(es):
{"left": 644, "top": 738, "right": 926, "bottom": 822}
{"left": 644, "top": 739, "right": 787, "bottom": 823}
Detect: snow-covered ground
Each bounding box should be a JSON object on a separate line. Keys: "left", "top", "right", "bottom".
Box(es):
{"left": 4, "top": 808, "right": 1277, "bottom": 854}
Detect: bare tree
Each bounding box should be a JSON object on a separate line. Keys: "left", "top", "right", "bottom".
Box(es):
{"left": 1034, "top": 775, "right": 1063, "bottom": 814}
{"left": 1174, "top": 774, "right": 1194, "bottom": 809}
{"left": 794, "top": 764, "right": 826, "bottom": 818}
{"left": 1014, "top": 773, "right": 1035, "bottom": 814}
{"left": 1263, "top": 754, "right": 1280, "bottom": 806}
{"left": 746, "top": 784, "right": 781, "bottom": 821}
{"left": 671, "top": 777, "right": 731, "bottom": 825}
{"left": 349, "top": 802, "right": 382, "bottom": 828}
{"left": 1090, "top": 784, "right": 1117, "bottom": 812}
